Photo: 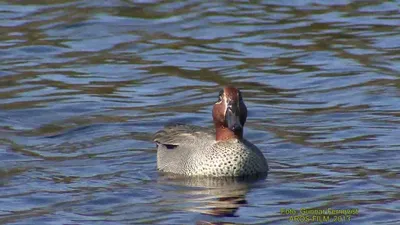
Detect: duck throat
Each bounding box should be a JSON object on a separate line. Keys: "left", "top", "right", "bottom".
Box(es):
{"left": 215, "top": 125, "right": 243, "bottom": 141}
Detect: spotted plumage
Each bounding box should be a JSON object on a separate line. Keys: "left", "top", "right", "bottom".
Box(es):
{"left": 154, "top": 86, "right": 268, "bottom": 177}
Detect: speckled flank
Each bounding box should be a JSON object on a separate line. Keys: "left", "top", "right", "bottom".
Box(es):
{"left": 189, "top": 139, "right": 268, "bottom": 177}
{"left": 154, "top": 125, "right": 268, "bottom": 177}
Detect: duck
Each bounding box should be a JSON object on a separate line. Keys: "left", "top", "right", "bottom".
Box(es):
{"left": 153, "top": 86, "right": 268, "bottom": 177}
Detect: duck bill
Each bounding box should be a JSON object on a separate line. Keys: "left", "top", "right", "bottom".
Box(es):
{"left": 225, "top": 103, "right": 242, "bottom": 132}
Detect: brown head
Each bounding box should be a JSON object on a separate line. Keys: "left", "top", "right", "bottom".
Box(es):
{"left": 212, "top": 86, "right": 248, "bottom": 141}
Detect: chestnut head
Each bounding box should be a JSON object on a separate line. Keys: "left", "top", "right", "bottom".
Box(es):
{"left": 212, "top": 86, "right": 247, "bottom": 135}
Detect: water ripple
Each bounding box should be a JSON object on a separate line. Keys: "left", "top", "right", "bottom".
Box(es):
{"left": 1, "top": 0, "right": 399, "bottom": 224}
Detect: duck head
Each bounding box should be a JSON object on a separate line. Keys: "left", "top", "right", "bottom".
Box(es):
{"left": 213, "top": 86, "right": 248, "bottom": 141}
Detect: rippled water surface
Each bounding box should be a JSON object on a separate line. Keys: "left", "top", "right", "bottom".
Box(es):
{"left": 1, "top": 0, "right": 399, "bottom": 224}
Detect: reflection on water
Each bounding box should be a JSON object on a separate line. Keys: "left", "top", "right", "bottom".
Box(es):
{"left": 158, "top": 174, "right": 266, "bottom": 218}
{"left": 1, "top": 0, "right": 399, "bottom": 224}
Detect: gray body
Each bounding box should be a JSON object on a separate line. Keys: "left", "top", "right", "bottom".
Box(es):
{"left": 154, "top": 124, "right": 268, "bottom": 177}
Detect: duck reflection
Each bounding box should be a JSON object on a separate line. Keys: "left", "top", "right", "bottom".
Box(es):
{"left": 158, "top": 173, "right": 266, "bottom": 217}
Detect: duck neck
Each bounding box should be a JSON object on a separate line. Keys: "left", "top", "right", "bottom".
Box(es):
{"left": 215, "top": 125, "right": 243, "bottom": 141}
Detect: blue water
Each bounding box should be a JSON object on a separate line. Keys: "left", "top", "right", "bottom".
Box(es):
{"left": 0, "top": 0, "right": 399, "bottom": 224}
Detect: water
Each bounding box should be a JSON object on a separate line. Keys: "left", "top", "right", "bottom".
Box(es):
{"left": 1, "top": 0, "right": 399, "bottom": 224}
